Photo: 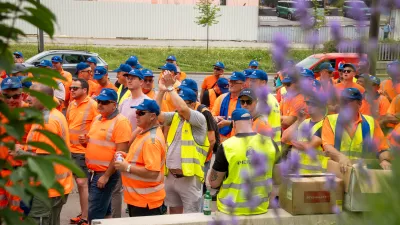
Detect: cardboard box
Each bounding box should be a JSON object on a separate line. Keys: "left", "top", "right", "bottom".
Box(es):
{"left": 344, "top": 164, "right": 391, "bottom": 212}
{"left": 279, "top": 174, "right": 344, "bottom": 215}
{"left": 327, "top": 160, "right": 352, "bottom": 192}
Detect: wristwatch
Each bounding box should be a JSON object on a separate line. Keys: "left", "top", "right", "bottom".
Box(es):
{"left": 126, "top": 164, "right": 132, "bottom": 173}
{"left": 166, "top": 86, "right": 174, "bottom": 92}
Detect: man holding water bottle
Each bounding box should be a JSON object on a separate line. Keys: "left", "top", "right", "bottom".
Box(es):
{"left": 115, "top": 99, "right": 167, "bottom": 217}
{"left": 79, "top": 88, "right": 132, "bottom": 224}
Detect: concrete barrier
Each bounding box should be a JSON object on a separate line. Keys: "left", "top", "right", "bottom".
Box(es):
{"left": 92, "top": 209, "right": 343, "bottom": 225}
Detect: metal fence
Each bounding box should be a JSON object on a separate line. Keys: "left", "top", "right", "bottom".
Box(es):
{"left": 339, "top": 43, "right": 400, "bottom": 61}
{"left": 257, "top": 26, "right": 384, "bottom": 43}
{"left": 12, "top": 0, "right": 259, "bottom": 41}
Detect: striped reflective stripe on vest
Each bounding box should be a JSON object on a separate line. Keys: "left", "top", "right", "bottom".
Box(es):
{"left": 123, "top": 128, "right": 165, "bottom": 182}
{"left": 88, "top": 114, "right": 121, "bottom": 148}
{"left": 123, "top": 183, "right": 164, "bottom": 195}
{"left": 86, "top": 159, "right": 110, "bottom": 167}
{"left": 181, "top": 140, "right": 208, "bottom": 157}
{"left": 221, "top": 179, "right": 272, "bottom": 189}
{"left": 219, "top": 196, "right": 269, "bottom": 208}
{"left": 49, "top": 114, "right": 67, "bottom": 140}
{"left": 68, "top": 99, "right": 94, "bottom": 135}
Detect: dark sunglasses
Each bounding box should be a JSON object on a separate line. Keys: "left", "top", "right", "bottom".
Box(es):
{"left": 343, "top": 70, "right": 354, "bottom": 74}
{"left": 136, "top": 110, "right": 151, "bottom": 116}
{"left": 14, "top": 55, "right": 22, "bottom": 59}
{"left": 2, "top": 93, "right": 21, "bottom": 99}
{"left": 240, "top": 99, "right": 253, "bottom": 105}
{"left": 97, "top": 100, "right": 114, "bottom": 105}
{"left": 214, "top": 67, "right": 222, "bottom": 71}
{"left": 69, "top": 86, "right": 82, "bottom": 91}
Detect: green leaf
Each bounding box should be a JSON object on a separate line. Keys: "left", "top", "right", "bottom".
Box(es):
{"left": 4, "top": 184, "right": 32, "bottom": 207}
{"left": 35, "top": 130, "right": 70, "bottom": 157}
{"left": 24, "top": 67, "right": 66, "bottom": 81}
{"left": 0, "top": 49, "right": 14, "bottom": 73}
{"left": 51, "top": 180, "right": 65, "bottom": 197}
{"left": 27, "top": 157, "right": 56, "bottom": 189}
{"left": 23, "top": 76, "right": 59, "bottom": 89}
{"left": 24, "top": 185, "right": 51, "bottom": 208}
{"left": 0, "top": 24, "right": 25, "bottom": 41}
{"left": 3, "top": 123, "right": 24, "bottom": 141}
{"left": 26, "top": 141, "right": 57, "bottom": 155}
{"left": 45, "top": 155, "right": 85, "bottom": 178}
{"left": 23, "top": 88, "right": 57, "bottom": 109}
{"left": 0, "top": 208, "right": 31, "bottom": 225}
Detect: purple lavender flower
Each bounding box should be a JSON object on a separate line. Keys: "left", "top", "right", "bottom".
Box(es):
{"left": 305, "top": 147, "right": 317, "bottom": 161}
{"left": 329, "top": 20, "right": 342, "bottom": 43}
{"left": 208, "top": 219, "right": 227, "bottom": 225}
{"left": 270, "top": 197, "right": 281, "bottom": 224}
{"left": 324, "top": 173, "right": 337, "bottom": 190}
{"left": 272, "top": 33, "right": 289, "bottom": 71}
{"left": 356, "top": 160, "right": 372, "bottom": 187}
{"left": 349, "top": 1, "right": 367, "bottom": 21}
{"left": 245, "top": 195, "right": 261, "bottom": 209}
{"left": 230, "top": 216, "right": 239, "bottom": 225}
{"left": 294, "top": 0, "right": 314, "bottom": 29}
{"left": 250, "top": 151, "right": 268, "bottom": 177}
{"left": 289, "top": 151, "right": 301, "bottom": 175}
{"left": 306, "top": 30, "right": 320, "bottom": 48}
{"left": 395, "top": 0, "right": 400, "bottom": 8}
{"left": 332, "top": 205, "right": 341, "bottom": 214}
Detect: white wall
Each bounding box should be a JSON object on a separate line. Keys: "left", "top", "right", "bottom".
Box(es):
{"left": 13, "top": 0, "right": 259, "bottom": 41}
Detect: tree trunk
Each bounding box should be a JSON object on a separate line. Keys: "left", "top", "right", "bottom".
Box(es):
{"left": 368, "top": 0, "right": 380, "bottom": 74}
{"left": 207, "top": 24, "right": 209, "bottom": 53}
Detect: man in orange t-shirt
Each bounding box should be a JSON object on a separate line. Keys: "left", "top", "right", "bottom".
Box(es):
{"left": 200, "top": 61, "right": 225, "bottom": 102}
{"left": 335, "top": 63, "right": 365, "bottom": 94}
{"left": 380, "top": 60, "right": 400, "bottom": 102}
{"left": 25, "top": 83, "right": 74, "bottom": 225}
{"left": 52, "top": 56, "right": 73, "bottom": 109}
{"left": 66, "top": 78, "right": 99, "bottom": 225}
{"left": 76, "top": 62, "right": 99, "bottom": 97}
{"left": 93, "top": 66, "right": 117, "bottom": 96}
{"left": 142, "top": 69, "right": 156, "bottom": 99}
{"left": 115, "top": 99, "right": 166, "bottom": 217}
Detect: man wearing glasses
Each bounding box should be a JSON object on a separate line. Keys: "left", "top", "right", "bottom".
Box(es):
{"left": 334, "top": 63, "right": 365, "bottom": 95}
{"left": 76, "top": 62, "right": 99, "bottom": 97}
{"left": 115, "top": 99, "right": 167, "bottom": 217}
{"left": 200, "top": 62, "right": 225, "bottom": 102}
{"left": 156, "top": 74, "right": 209, "bottom": 214}
{"left": 80, "top": 88, "right": 132, "bottom": 223}
{"left": 317, "top": 62, "right": 338, "bottom": 114}
{"left": 212, "top": 72, "right": 246, "bottom": 142}
{"left": 141, "top": 69, "right": 156, "bottom": 99}
{"left": 13, "top": 51, "right": 24, "bottom": 63}
{"left": 66, "top": 78, "right": 99, "bottom": 225}
{"left": 322, "top": 88, "right": 391, "bottom": 172}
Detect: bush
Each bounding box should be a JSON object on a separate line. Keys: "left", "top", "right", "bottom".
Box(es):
{"left": 323, "top": 40, "right": 338, "bottom": 52}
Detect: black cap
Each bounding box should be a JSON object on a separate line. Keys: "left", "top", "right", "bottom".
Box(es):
{"left": 239, "top": 88, "right": 257, "bottom": 100}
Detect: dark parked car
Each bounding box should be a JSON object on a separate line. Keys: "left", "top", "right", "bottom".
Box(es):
{"left": 343, "top": 1, "right": 371, "bottom": 20}
{"left": 24, "top": 50, "right": 108, "bottom": 75}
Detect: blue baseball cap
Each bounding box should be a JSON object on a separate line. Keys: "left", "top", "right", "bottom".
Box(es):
{"left": 341, "top": 88, "right": 362, "bottom": 101}
{"left": 37, "top": 60, "right": 52, "bottom": 68}
{"left": 93, "top": 66, "right": 108, "bottom": 80}
{"left": 217, "top": 78, "right": 229, "bottom": 94}
{"left": 113, "top": 64, "right": 132, "bottom": 73}
{"left": 17, "top": 76, "right": 32, "bottom": 89}
{"left": 300, "top": 68, "right": 315, "bottom": 79}
{"left": 338, "top": 62, "right": 345, "bottom": 71}
{"left": 166, "top": 55, "right": 177, "bottom": 61}
{"left": 96, "top": 88, "right": 118, "bottom": 101}
{"left": 249, "top": 60, "right": 259, "bottom": 67}
{"left": 179, "top": 79, "right": 198, "bottom": 92}
{"left": 75, "top": 62, "right": 90, "bottom": 74}
{"left": 369, "top": 76, "right": 381, "bottom": 85}
{"left": 126, "top": 56, "right": 142, "bottom": 69}
{"left": 213, "top": 61, "right": 225, "bottom": 69}
{"left": 319, "top": 62, "right": 334, "bottom": 72}
{"left": 232, "top": 108, "right": 252, "bottom": 121}
{"left": 281, "top": 73, "right": 294, "bottom": 83}
{"left": 131, "top": 99, "right": 160, "bottom": 116}
{"left": 51, "top": 56, "right": 63, "bottom": 63}
{"left": 248, "top": 69, "right": 268, "bottom": 81}
{"left": 13, "top": 51, "right": 23, "bottom": 58}
{"left": 178, "top": 87, "right": 197, "bottom": 102}
{"left": 343, "top": 63, "right": 357, "bottom": 72}
{"left": 86, "top": 57, "right": 97, "bottom": 64}
{"left": 158, "top": 63, "right": 177, "bottom": 73}
{"left": 124, "top": 69, "right": 144, "bottom": 80}
{"left": 141, "top": 69, "right": 154, "bottom": 77}
{"left": 230, "top": 71, "right": 246, "bottom": 82}
{"left": 243, "top": 69, "right": 255, "bottom": 77}
{"left": 1, "top": 77, "right": 22, "bottom": 90}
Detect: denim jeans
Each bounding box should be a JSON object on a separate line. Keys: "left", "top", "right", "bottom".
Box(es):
{"left": 88, "top": 171, "right": 120, "bottom": 223}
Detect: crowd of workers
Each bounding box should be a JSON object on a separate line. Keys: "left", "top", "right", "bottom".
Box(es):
{"left": 0, "top": 51, "right": 399, "bottom": 225}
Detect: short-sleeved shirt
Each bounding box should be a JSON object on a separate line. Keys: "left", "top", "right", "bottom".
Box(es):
{"left": 163, "top": 110, "right": 207, "bottom": 169}
{"left": 88, "top": 80, "right": 100, "bottom": 97}
{"left": 145, "top": 90, "right": 156, "bottom": 99}
{"left": 360, "top": 94, "right": 390, "bottom": 117}
{"left": 160, "top": 81, "right": 181, "bottom": 112}
{"left": 66, "top": 97, "right": 99, "bottom": 154}
{"left": 197, "top": 104, "right": 220, "bottom": 154}
{"left": 335, "top": 82, "right": 365, "bottom": 95}
{"left": 94, "top": 81, "right": 118, "bottom": 96}
{"left": 119, "top": 94, "right": 150, "bottom": 132}
{"left": 211, "top": 93, "right": 238, "bottom": 117}
{"left": 388, "top": 94, "right": 400, "bottom": 116}
{"left": 280, "top": 92, "right": 307, "bottom": 129}
{"left": 380, "top": 79, "right": 400, "bottom": 102}
{"left": 201, "top": 75, "right": 221, "bottom": 90}
{"left": 321, "top": 113, "right": 388, "bottom": 152}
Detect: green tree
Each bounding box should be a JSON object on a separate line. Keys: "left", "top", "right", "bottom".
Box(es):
{"left": 0, "top": 1, "right": 84, "bottom": 224}
{"left": 195, "top": 0, "right": 221, "bottom": 53}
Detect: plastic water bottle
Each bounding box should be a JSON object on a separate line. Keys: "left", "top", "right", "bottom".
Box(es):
{"left": 115, "top": 153, "right": 123, "bottom": 162}
{"left": 203, "top": 190, "right": 212, "bottom": 215}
